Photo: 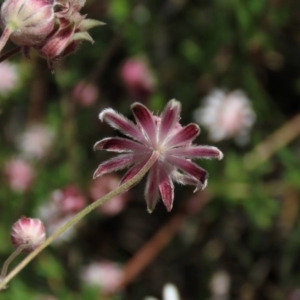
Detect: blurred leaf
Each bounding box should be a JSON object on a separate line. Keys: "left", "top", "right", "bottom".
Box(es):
{"left": 109, "top": 0, "right": 130, "bottom": 24}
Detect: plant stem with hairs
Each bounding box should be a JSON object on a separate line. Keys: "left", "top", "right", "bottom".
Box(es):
{"left": 0, "top": 151, "right": 160, "bottom": 291}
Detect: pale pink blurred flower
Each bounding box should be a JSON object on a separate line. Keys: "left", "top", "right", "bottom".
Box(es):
{"left": 72, "top": 81, "right": 99, "bottom": 107}
{"left": 37, "top": 186, "right": 85, "bottom": 245}
{"left": 4, "top": 158, "right": 35, "bottom": 192}
{"left": 144, "top": 283, "right": 181, "bottom": 300}
{"left": 11, "top": 217, "right": 46, "bottom": 252}
{"left": 89, "top": 174, "right": 127, "bottom": 216}
{"left": 93, "top": 99, "right": 223, "bottom": 212}
{"left": 52, "top": 185, "right": 86, "bottom": 214}
{"left": 193, "top": 89, "right": 256, "bottom": 145}
{"left": 80, "top": 261, "right": 123, "bottom": 294}
{"left": 120, "top": 58, "right": 155, "bottom": 102}
{"left": 0, "top": 62, "right": 18, "bottom": 94}
{"left": 286, "top": 289, "right": 300, "bottom": 300}
{"left": 18, "top": 124, "right": 55, "bottom": 160}
{"left": 43, "top": 214, "right": 75, "bottom": 245}
{"left": 210, "top": 270, "right": 231, "bottom": 300}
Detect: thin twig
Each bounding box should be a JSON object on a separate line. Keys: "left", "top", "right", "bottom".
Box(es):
{"left": 0, "top": 245, "right": 27, "bottom": 280}
{"left": 243, "top": 113, "right": 300, "bottom": 171}
{"left": 105, "top": 191, "right": 212, "bottom": 296}
{"left": 0, "top": 47, "right": 21, "bottom": 63}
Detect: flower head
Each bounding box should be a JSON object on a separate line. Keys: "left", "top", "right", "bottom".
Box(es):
{"left": 36, "top": 0, "right": 104, "bottom": 67}
{"left": 193, "top": 89, "right": 256, "bottom": 145}
{"left": 144, "top": 283, "right": 181, "bottom": 300}
{"left": 72, "top": 81, "right": 99, "bottom": 107}
{"left": 0, "top": 0, "right": 103, "bottom": 67}
{"left": 80, "top": 261, "right": 123, "bottom": 294}
{"left": 18, "top": 123, "right": 55, "bottom": 160}
{"left": 94, "top": 99, "right": 223, "bottom": 212}
{"left": 11, "top": 217, "right": 46, "bottom": 252}
{"left": 210, "top": 270, "right": 231, "bottom": 299}
{"left": 0, "top": 0, "right": 55, "bottom": 46}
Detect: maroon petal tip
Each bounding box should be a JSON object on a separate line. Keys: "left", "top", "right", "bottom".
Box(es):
{"left": 93, "top": 170, "right": 101, "bottom": 179}
{"left": 93, "top": 140, "right": 104, "bottom": 151}
{"left": 190, "top": 123, "right": 201, "bottom": 134}
{"left": 165, "top": 204, "right": 173, "bottom": 212}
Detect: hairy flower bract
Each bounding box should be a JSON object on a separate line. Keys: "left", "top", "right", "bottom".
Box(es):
{"left": 94, "top": 99, "right": 223, "bottom": 212}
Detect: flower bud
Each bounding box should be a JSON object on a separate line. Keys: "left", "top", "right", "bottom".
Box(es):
{"left": 11, "top": 217, "right": 46, "bottom": 252}
{"left": 37, "top": 12, "right": 104, "bottom": 66}
{"left": 0, "top": 0, "right": 55, "bottom": 47}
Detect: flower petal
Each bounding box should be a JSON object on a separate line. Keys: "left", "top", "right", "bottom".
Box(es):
{"left": 171, "top": 170, "right": 199, "bottom": 187}
{"left": 94, "top": 137, "right": 149, "bottom": 153}
{"left": 93, "top": 153, "right": 138, "bottom": 179}
{"left": 166, "top": 156, "right": 208, "bottom": 187}
{"left": 145, "top": 161, "right": 159, "bottom": 213}
{"left": 158, "top": 99, "right": 181, "bottom": 143}
{"left": 131, "top": 103, "right": 157, "bottom": 146}
{"left": 164, "top": 123, "right": 200, "bottom": 148}
{"left": 167, "top": 146, "right": 223, "bottom": 160}
{"left": 158, "top": 164, "right": 174, "bottom": 212}
{"left": 119, "top": 156, "right": 150, "bottom": 185}
{"left": 99, "top": 108, "right": 148, "bottom": 144}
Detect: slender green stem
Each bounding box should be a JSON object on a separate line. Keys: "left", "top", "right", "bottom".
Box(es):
{"left": 0, "top": 151, "right": 159, "bottom": 290}
{"left": 0, "top": 245, "right": 27, "bottom": 280}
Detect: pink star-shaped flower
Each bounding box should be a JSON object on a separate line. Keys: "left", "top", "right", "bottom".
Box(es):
{"left": 94, "top": 99, "right": 223, "bottom": 212}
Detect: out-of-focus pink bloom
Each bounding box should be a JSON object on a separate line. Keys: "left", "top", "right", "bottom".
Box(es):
{"left": 11, "top": 217, "right": 46, "bottom": 252}
{"left": 0, "top": 62, "right": 18, "bottom": 94}
{"left": 4, "top": 158, "right": 35, "bottom": 192}
{"left": 80, "top": 261, "right": 123, "bottom": 294}
{"left": 43, "top": 214, "right": 75, "bottom": 245}
{"left": 89, "top": 175, "right": 127, "bottom": 216}
{"left": 37, "top": 185, "right": 85, "bottom": 245}
{"left": 193, "top": 89, "right": 256, "bottom": 145}
{"left": 52, "top": 185, "right": 85, "bottom": 214}
{"left": 210, "top": 270, "right": 231, "bottom": 300}
{"left": 144, "top": 283, "right": 181, "bottom": 300}
{"left": 72, "top": 81, "right": 99, "bottom": 107}
{"left": 18, "top": 124, "right": 55, "bottom": 160}
{"left": 286, "top": 289, "right": 300, "bottom": 300}
{"left": 37, "top": 203, "right": 75, "bottom": 245}
{"left": 93, "top": 99, "right": 223, "bottom": 212}
{"left": 120, "top": 58, "right": 155, "bottom": 102}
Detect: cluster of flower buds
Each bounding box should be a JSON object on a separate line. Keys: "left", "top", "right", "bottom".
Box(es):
{"left": 0, "top": 0, "right": 104, "bottom": 67}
